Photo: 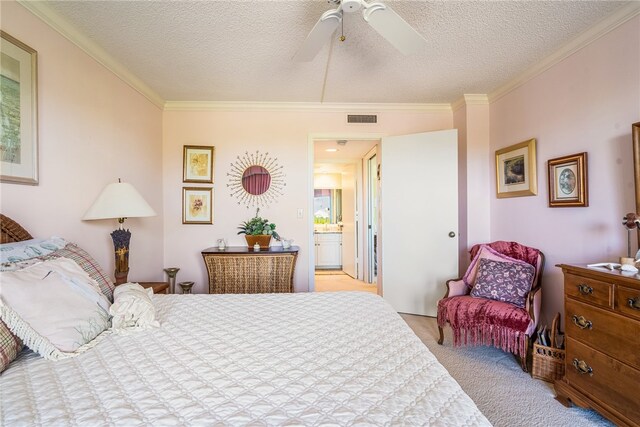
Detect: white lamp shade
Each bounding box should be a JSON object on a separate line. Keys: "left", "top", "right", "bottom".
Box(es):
{"left": 83, "top": 182, "right": 156, "bottom": 220}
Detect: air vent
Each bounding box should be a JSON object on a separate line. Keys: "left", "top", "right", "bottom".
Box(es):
{"left": 347, "top": 114, "right": 377, "bottom": 124}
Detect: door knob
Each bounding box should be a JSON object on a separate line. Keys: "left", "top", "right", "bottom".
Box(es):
{"left": 448, "top": 232, "right": 456, "bottom": 238}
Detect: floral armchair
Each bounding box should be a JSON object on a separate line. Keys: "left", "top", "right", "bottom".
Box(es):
{"left": 436, "top": 241, "right": 545, "bottom": 371}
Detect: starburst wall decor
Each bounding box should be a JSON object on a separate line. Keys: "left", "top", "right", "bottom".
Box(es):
{"left": 227, "top": 151, "right": 285, "bottom": 208}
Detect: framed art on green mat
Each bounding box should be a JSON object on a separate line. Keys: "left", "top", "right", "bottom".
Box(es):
{"left": 0, "top": 31, "right": 38, "bottom": 185}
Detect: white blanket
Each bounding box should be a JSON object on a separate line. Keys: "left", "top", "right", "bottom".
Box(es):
{"left": 1, "top": 292, "right": 490, "bottom": 426}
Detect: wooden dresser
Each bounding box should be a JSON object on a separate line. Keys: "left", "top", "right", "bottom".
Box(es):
{"left": 201, "top": 246, "right": 298, "bottom": 294}
{"left": 556, "top": 264, "right": 640, "bottom": 427}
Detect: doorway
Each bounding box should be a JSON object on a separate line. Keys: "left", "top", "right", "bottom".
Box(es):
{"left": 308, "top": 130, "right": 459, "bottom": 316}
{"left": 312, "top": 138, "right": 379, "bottom": 294}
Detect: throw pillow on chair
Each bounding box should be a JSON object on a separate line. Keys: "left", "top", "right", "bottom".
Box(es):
{"left": 437, "top": 241, "right": 545, "bottom": 372}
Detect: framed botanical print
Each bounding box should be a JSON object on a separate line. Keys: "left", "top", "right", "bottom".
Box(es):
{"left": 495, "top": 138, "right": 537, "bottom": 198}
{"left": 183, "top": 187, "right": 213, "bottom": 224}
{"left": 0, "top": 31, "right": 38, "bottom": 185}
{"left": 547, "top": 152, "right": 588, "bottom": 207}
{"left": 183, "top": 145, "right": 214, "bottom": 183}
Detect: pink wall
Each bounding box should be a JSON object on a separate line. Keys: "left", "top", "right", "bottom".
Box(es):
{"left": 162, "top": 110, "right": 452, "bottom": 293}
{"left": 0, "top": 2, "right": 165, "bottom": 281}
{"left": 490, "top": 16, "right": 640, "bottom": 323}
{"left": 453, "top": 106, "right": 469, "bottom": 276}
{"left": 454, "top": 101, "right": 492, "bottom": 277}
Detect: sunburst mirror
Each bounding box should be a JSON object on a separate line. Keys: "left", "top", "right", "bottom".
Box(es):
{"left": 227, "top": 151, "right": 285, "bottom": 208}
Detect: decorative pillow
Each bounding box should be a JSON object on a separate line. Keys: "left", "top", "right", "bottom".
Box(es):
{"left": 0, "top": 237, "right": 66, "bottom": 263}
{"left": 463, "top": 244, "right": 532, "bottom": 287}
{"left": 110, "top": 283, "right": 159, "bottom": 332}
{"left": 0, "top": 320, "right": 22, "bottom": 372}
{"left": 470, "top": 258, "right": 536, "bottom": 307}
{"left": 38, "top": 243, "right": 115, "bottom": 302}
{"left": 0, "top": 258, "right": 111, "bottom": 360}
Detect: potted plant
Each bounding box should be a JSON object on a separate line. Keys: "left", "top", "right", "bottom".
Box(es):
{"left": 237, "top": 208, "right": 280, "bottom": 249}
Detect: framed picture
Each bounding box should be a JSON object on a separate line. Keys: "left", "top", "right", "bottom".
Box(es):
{"left": 0, "top": 31, "right": 38, "bottom": 185}
{"left": 495, "top": 138, "right": 537, "bottom": 198}
{"left": 183, "top": 145, "right": 214, "bottom": 183}
{"left": 182, "top": 187, "right": 213, "bottom": 224}
{"left": 547, "top": 152, "right": 588, "bottom": 207}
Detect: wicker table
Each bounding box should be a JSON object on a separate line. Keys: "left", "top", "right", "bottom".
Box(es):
{"left": 201, "top": 246, "right": 299, "bottom": 294}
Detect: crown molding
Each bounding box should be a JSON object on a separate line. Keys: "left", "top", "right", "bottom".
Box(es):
{"left": 464, "top": 94, "right": 489, "bottom": 105}
{"left": 163, "top": 101, "right": 452, "bottom": 113}
{"left": 489, "top": 2, "right": 640, "bottom": 103}
{"left": 451, "top": 98, "right": 465, "bottom": 113}
{"left": 451, "top": 94, "right": 489, "bottom": 112}
{"left": 18, "top": 0, "right": 164, "bottom": 109}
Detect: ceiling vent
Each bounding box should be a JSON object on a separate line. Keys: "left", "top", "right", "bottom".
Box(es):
{"left": 347, "top": 114, "right": 377, "bottom": 124}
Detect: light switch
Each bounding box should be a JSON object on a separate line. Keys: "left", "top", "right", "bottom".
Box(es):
{"left": 297, "top": 208, "right": 303, "bottom": 219}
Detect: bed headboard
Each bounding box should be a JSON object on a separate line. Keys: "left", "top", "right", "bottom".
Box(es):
{"left": 0, "top": 214, "right": 33, "bottom": 244}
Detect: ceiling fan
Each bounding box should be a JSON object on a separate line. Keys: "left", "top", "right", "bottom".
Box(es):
{"left": 293, "top": 0, "right": 427, "bottom": 61}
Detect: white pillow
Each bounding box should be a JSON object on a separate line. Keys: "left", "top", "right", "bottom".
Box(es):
{"left": 110, "top": 283, "right": 159, "bottom": 332}
{"left": 0, "top": 237, "right": 67, "bottom": 264}
{"left": 0, "top": 258, "right": 111, "bottom": 359}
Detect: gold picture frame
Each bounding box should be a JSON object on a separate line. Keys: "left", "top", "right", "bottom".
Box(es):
{"left": 547, "top": 152, "right": 588, "bottom": 207}
{"left": 0, "top": 31, "right": 38, "bottom": 185}
{"left": 182, "top": 187, "right": 213, "bottom": 224}
{"left": 183, "top": 145, "right": 214, "bottom": 183}
{"left": 495, "top": 138, "right": 537, "bottom": 198}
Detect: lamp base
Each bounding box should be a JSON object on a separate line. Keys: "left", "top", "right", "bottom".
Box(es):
{"left": 115, "top": 269, "right": 129, "bottom": 285}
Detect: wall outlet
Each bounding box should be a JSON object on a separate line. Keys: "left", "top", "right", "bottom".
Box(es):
{"left": 297, "top": 208, "right": 303, "bottom": 219}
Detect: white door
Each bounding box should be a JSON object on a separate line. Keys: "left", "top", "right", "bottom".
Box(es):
{"left": 341, "top": 164, "right": 357, "bottom": 278}
{"left": 380, "top": 129, "right": 458, "bottom": 316}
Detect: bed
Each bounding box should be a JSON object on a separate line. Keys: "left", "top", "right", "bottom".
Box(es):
{"left": 0, "top": 215, "right": 490, "bottom": 426}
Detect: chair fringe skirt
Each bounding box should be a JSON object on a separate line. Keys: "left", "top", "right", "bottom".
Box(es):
{"left": 437, "top": 308, "right": 527, "bottom": 357}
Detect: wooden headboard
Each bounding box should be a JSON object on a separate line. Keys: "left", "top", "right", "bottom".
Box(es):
{"left": 0, "top": 214, "right": 33, "bottom": 244}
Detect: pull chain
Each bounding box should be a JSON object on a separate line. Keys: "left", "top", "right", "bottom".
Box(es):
{"left": 340, "top": 17, "right": 346, "bottom": 42}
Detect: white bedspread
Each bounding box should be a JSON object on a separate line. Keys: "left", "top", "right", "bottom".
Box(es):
{"left": 1, "top": 292, "right": 490, "bottom": 426}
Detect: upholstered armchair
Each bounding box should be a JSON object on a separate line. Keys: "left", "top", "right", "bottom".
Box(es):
{"left": 437, "top": 241, "right": 545, "bottom": 371}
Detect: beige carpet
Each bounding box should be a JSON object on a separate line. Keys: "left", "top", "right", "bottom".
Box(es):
{"left": 401, "top": 314, "right": 612, "bottom": 427}
{"left": 314, "top": 273, "right": 378, "bottom": 293}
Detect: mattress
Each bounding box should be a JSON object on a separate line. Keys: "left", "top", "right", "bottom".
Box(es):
{"left": 1, "top": 292, "right": 490, "bottom": 426}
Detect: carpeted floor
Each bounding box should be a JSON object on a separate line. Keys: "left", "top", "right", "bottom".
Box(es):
{"left": 401, "top": 314, "right": 612, "bottom": 427}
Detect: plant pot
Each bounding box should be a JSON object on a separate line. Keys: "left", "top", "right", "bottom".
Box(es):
{"left": 244, "top": 235, "right": 272, "bottom": 249}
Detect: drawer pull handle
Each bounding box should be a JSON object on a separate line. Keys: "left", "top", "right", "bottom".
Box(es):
{"left": 572, "top": 315, "right": 592, "bottom": 330}
{"left": 572, "top": 358, "right": 593, "bottom": 375}
{"left": 577, "top": 284, "right": 593, "bottom": 295}
{"left": 628, "top": 297, "right": 640, "bottom": 310}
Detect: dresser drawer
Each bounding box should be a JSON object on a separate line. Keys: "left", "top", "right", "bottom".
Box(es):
{"left": 565, "top": 337, "right": 640, "bottom": 424}
{"left": 565, "top": 273, "right": 612, "bottom": 308}
{"left": 566, "top": 299, "right": 640, "bottom": 369}
{"left": 615, "top": 285, "right": 640, "bottom": 321}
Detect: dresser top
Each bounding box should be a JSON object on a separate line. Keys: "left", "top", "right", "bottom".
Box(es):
{"left": 557, "top": 263, "right": 640, "bottom": 288}
{"left": 202, "top": 246, "right": 299, "bottom": 254}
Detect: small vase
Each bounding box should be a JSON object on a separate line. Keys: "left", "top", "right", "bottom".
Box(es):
{"left": 164, "top": 267, "right": 180, "bottom": 294}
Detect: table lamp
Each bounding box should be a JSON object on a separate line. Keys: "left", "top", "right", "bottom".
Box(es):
{"left": 83, "top": 179, "right": 156, "bottom": 284}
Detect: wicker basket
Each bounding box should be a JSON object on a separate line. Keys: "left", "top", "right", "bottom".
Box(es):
{"left": 532, "top": 313, "right": 565, "bottom": 382}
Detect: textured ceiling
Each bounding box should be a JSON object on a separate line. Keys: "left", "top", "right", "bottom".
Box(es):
{"left": 41, "top": 0, "right": 629, "bottom": 104}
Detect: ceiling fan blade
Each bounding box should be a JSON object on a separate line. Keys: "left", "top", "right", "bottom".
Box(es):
{"left": 363, "top": 3, "right": 426, "bottom": 55}
{"left": 293, "top": 9, "right": 342, "bottom": 62}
